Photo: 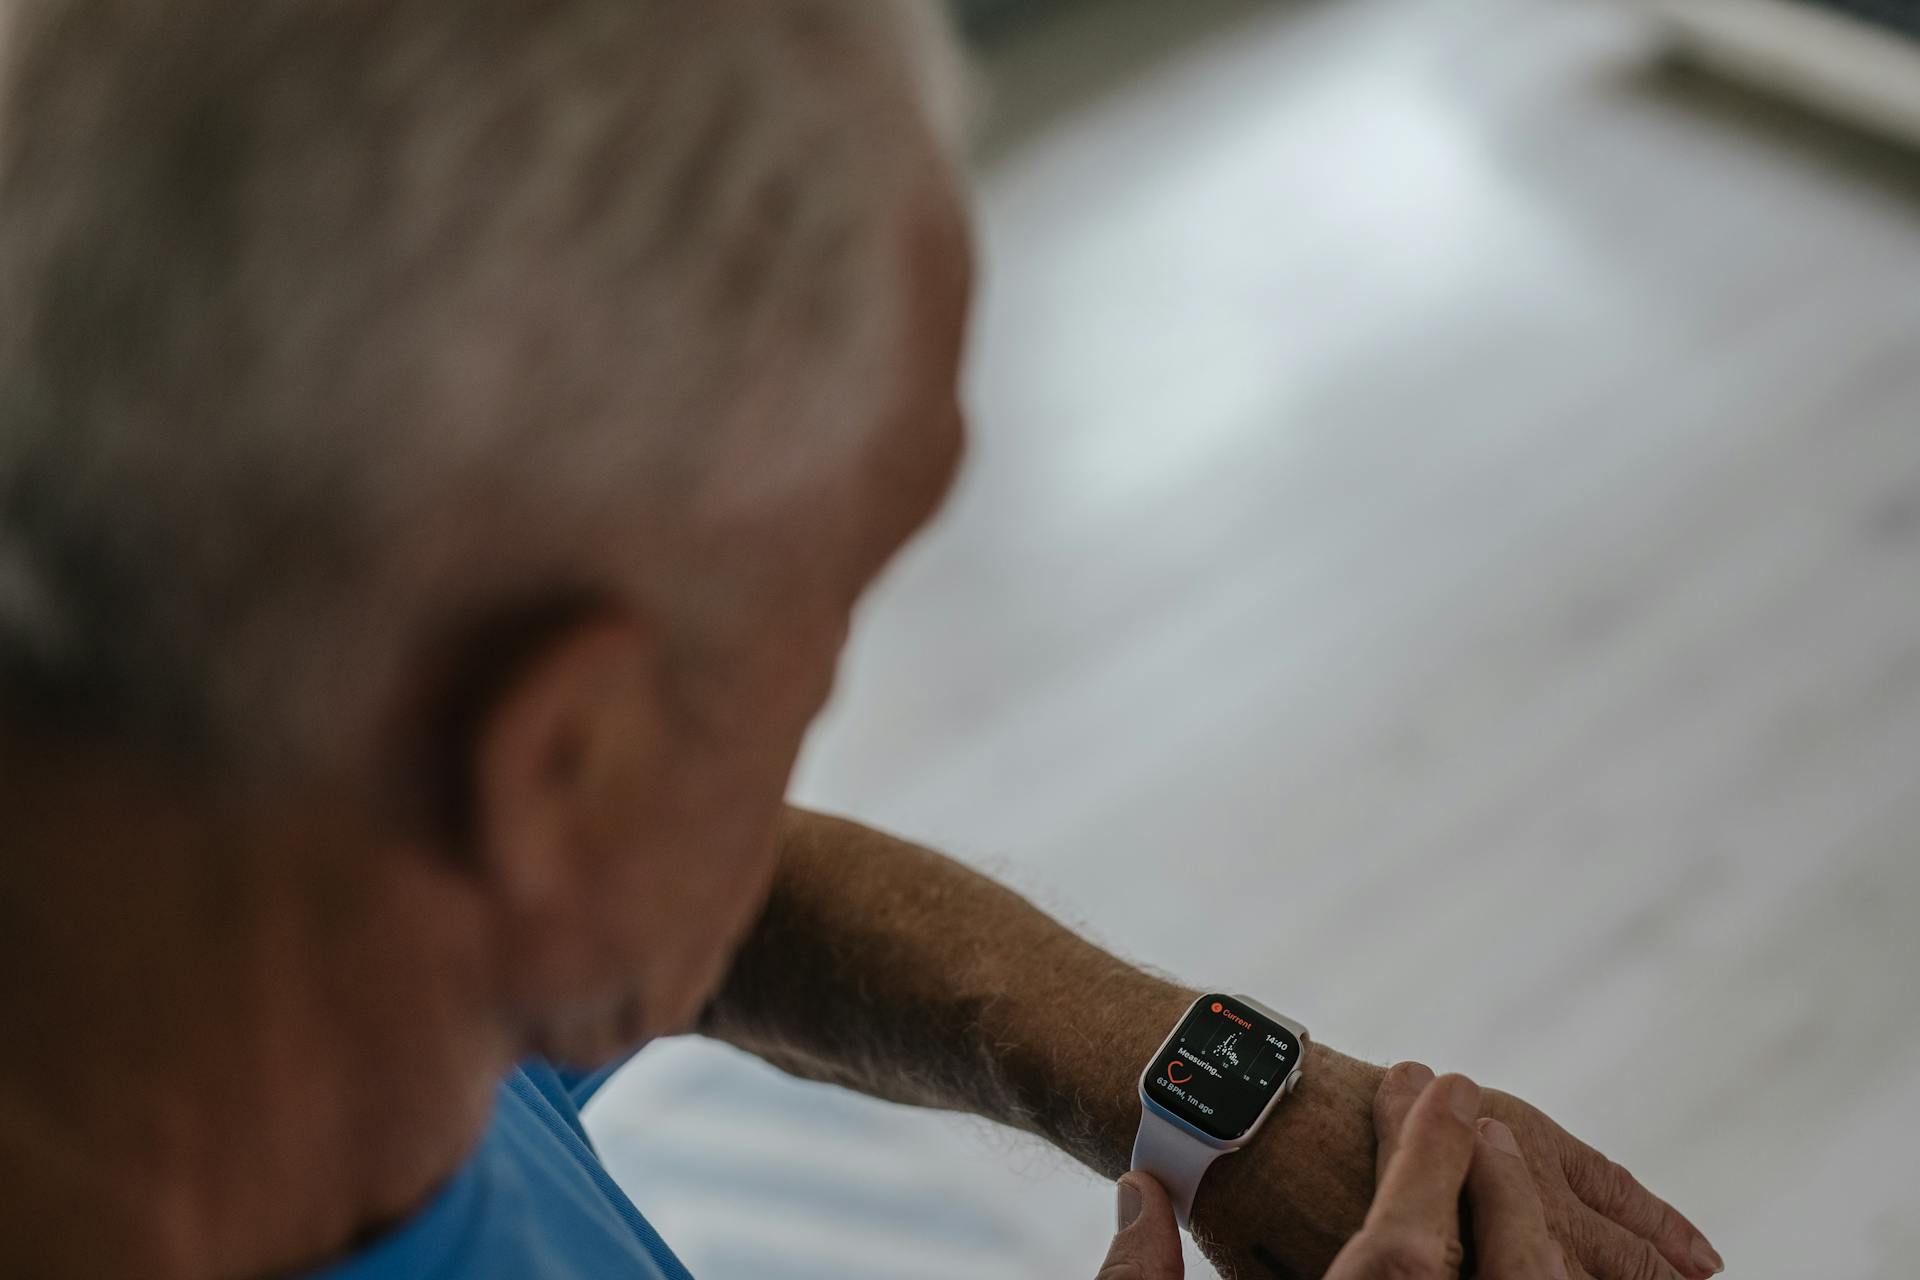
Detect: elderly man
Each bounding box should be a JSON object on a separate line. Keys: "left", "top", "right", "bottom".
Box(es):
{"left": 0, "top": 3, "right": 1725, "bottom": 1278}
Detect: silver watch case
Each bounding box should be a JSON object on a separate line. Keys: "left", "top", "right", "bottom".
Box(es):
{"left": 1136, "top": 992, "right": 1311, "bottom": 1152}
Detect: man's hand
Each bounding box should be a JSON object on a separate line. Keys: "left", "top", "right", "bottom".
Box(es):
{"left": 1325, "top": 1065, "right": 1563, "bottom": 1280}
{"left": 1191, "top": 1048, "right": 1723, "bottom": 1280}
{"left": 1097, "top": 1173, "right": 1185, "bottom": 1279}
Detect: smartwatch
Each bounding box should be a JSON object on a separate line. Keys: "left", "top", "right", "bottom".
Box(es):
{"left": 1131, "top": 992, "right": 1309, "bottom": 1229}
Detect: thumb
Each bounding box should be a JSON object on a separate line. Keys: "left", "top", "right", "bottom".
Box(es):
{"left": 1096, "top": 1173, "right": 1185, "bottom": 1279}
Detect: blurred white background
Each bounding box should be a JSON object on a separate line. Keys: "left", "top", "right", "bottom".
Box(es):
{"left": 588, "top": 0, "right": 1920, "bottom": 1275}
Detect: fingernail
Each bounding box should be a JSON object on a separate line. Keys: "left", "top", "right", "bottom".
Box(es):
{"left": 1447, "top": 1075, "right": 1481, "bottom": 1124}
{"left": 1477, "top": 1117, "right": 1521, "bottom": 1156}
{"left": 1691, "top": 1237, "right": 1725, "bottom": 1275}
{"left": 1551, "top": 1244, "right": 1571, "bottom": 1280}
{"left": 1387, "top": 1060, "right": 1436, "bottom": 1092}
{"left": 1116, "top": 1177, "right": 1144, "bottom": 1232}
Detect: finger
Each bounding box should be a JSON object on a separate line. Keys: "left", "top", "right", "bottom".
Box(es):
{"left": 1366, "top": 1072, "right": 1482, "bottom": 1243}
{"left": 1326, "top": 1229, "right": 1465, "bottom": 1280}
{"left": 1097, "top": 1172, "right": 1184, "bottom": 1280}
{"left": 1468, "top": 1119, "right": 1564, "bottom": 1279}
{"left": 1569, "top": 1204, "right": 1692, "bottom": 1280}
{"left": 1563, "top": 1145, "right": 1723, "bottom": 1277}
{"left": 1372, "top": 1061, "right": 1438, "bottom": 1188}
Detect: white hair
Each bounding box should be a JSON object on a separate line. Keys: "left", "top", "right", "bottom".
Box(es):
{"left": 0, "top": 0, "right": 969, "bottom": 777}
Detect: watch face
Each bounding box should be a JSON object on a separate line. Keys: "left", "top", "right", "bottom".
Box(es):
{"left": 1143, "top": 994, "right": 1302, "bottom": 1142}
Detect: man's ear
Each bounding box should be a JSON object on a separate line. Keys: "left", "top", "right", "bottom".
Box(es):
{"left": 467, "top": 615, "right": 667, "bottom": 926}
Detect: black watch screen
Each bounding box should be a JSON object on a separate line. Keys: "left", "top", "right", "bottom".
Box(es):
{"left": 1142, "top": 994, "right": 1302, "bottom": 1141}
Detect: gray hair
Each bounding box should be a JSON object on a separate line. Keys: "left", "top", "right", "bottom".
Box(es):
{"left": 0, "top": 0, "right": 967, "bottom": 775}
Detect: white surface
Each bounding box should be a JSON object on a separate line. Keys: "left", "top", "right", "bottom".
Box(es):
{"left": 589, "top": 1, "right": 1920, "bottom": 1275}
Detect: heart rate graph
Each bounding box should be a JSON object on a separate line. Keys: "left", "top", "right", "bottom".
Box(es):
{"left": 1180, "top": 1018, "right": 1291, "bottom": 1088}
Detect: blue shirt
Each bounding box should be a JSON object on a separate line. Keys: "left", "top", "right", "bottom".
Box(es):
{"left": 311, "top": 1060, "right": 691, "bottom": 1280}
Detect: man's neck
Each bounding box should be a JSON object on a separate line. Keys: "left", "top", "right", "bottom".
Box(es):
{"left": 0, "top": 739, "right": 514, "bottom": 1279}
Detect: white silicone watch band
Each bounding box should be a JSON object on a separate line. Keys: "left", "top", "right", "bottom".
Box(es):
{"left": 1130, "top": 994, "right": 1307, "bottom": 1231}
{"left": 1130, "top": 1105, "right": 1222, "bottom": 1229}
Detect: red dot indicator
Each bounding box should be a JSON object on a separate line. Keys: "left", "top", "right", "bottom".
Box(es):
{"left": 1210, "top": 1001, "right": 1223, "bottom": 1013}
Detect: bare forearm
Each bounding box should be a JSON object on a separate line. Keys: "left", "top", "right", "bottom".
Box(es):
{"left": 699, "top": 807, "right": 1380, "bottom": 1272}
{"left": 700, "top": 809, "right": 1403, "bottom": 1273}
{"left": 699, "top": 807, "right": 1193, "bottom": 1174}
